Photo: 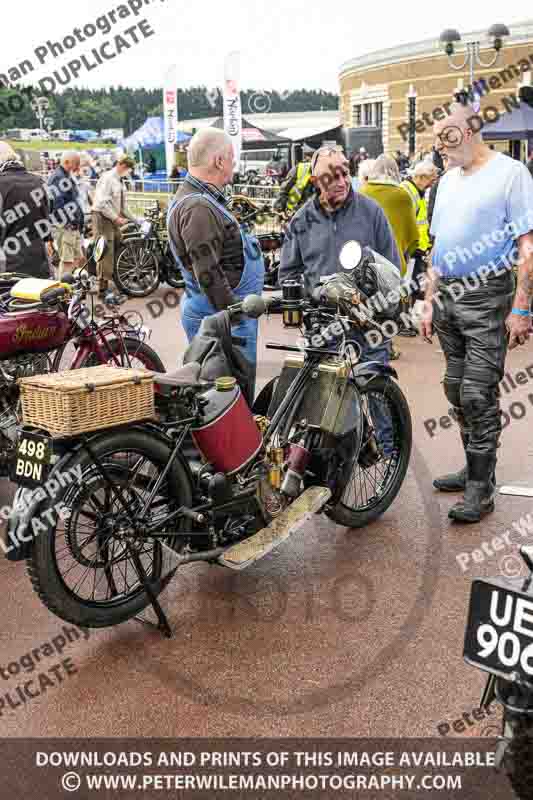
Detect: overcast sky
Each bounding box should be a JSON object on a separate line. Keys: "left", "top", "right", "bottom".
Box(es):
{"left": 2, "top": 0, "right": 532, "bottom": 94}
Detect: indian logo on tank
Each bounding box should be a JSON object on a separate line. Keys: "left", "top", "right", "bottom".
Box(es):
{"left": 12, "top": 324, "right": 56, "bottom": 345}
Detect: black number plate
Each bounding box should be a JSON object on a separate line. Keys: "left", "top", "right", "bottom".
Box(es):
{"left": 464, "top": 578, "right": 533, "bottom": 683}
{"left": 10, "top": 432, "right": 53, "bottom": 488}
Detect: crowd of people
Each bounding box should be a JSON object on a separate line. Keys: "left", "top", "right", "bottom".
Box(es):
{"left": 0, "top": 142, "right": 138, "bottom": 297}
{"left": 166, "top": 108, "right": 533, "bottom": 527}
{"left": 2, "top": 105, "right": 533, "bottom": 528}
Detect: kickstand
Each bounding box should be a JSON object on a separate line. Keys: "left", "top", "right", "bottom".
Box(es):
{"left": 127, "top": 545, "right": 173, "bottom": 638}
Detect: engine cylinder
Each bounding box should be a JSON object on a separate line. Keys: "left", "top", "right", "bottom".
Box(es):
{"left": 191, "top": 378, "right": 262, "bottom": 474}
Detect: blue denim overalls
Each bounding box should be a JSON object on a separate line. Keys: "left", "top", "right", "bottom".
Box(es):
{"left": 167, "top": 178, "right": 265, "bottom": 365}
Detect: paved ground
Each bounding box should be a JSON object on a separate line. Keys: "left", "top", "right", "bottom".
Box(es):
{"left": 2, "top": 285, "right": 533, "bottom": 739}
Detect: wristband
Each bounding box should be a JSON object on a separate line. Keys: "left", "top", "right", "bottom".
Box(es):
{"left": 511, "top": 308, "right": 531, "bottom": 317}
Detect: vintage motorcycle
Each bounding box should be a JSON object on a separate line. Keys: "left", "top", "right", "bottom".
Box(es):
{"left": 463, "top": 544, "right": 533, "bottom": 799}
{"left": 228, "top": 195, "right": 286, "bottom": 290}
{"left": 113, "top": 203, "right": 185, "bottom": 298}
{"left": 0, "top": 238, "right": 165, "bottom": 478}
{"left": 6, "top": 241, "right": 412, "bottom": 632}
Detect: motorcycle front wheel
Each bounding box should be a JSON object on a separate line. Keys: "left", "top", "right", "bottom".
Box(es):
{"left": 26, "top": 429, "right": 192, "bottom": 628}
{"left": 114, "top": 242, "right": 160, "bottom": 297}
{"left": 502, "top": 712, "right": 533, "bottom": 800}
{"left": 77, "top": 336, "right": 165, "bottom": 373}
{"left": 326, "top": 375, "right": 412, "bottom": 528}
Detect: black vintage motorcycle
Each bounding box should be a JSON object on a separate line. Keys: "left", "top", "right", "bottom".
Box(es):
{"left": 464, "top": 545, "right": 533, "bottom": 799}
{"left": 228, "top": 195, "right": 286, "bottom": 290}
{"left": 113, "top": 202, "right": 185, "bottom": 298}
{"left": 6, "top": 242, "right": 412, "bottom": 632}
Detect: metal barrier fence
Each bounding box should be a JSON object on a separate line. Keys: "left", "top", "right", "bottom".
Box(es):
{"left": 231, "top": 184, "right": 281, "bottom": 206}
{"left": 34, "top": 170, "right": 284, "bottom": 232}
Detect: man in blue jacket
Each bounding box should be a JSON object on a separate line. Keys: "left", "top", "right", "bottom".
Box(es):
{"left": 279, "top": 146, "right": 401, "bottom": 367}
{"left": 47, "top": 153, "right": 84, "bottom": 278}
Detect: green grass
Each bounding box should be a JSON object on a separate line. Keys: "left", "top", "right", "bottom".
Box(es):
{"left": 6, "top": 139, "right": 111, "bottom": 151}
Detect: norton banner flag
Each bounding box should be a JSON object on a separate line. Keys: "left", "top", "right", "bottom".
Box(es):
{"left": 163, "top": 64, "right": 178, "bottom": 177}
{"left": 223, "top": 51, "right": 242, "bottom": 169}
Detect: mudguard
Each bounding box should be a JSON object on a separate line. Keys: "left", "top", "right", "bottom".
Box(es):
{"left": 252, "top": 378, "right": 277, "bottom": 416}
{"left": 3, "top": 423, "right": 193, "bottom": 562}
{"left": 351, "top": 361, "right": 398, "bottom": 391}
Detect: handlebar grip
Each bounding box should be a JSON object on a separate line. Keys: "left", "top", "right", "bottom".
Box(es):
{"left": 61, "top": 273, "right": 75, "bottom": 285}
{"left": 40, "top": 287, "right": 66, "bottom": 304}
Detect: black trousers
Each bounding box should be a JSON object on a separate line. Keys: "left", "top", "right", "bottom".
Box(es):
{"left": 432, "top": 271, "right": 514, "bottom": 460}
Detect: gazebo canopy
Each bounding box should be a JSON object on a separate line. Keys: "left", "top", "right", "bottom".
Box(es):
{"left": 481, "top": 102, "right": 533, "bottom": 141}
{"left": 210, "top": 116, "right": 291, "bottom": 148}
{"left": 121, "top": 117, "right": 191, "bottom": 150}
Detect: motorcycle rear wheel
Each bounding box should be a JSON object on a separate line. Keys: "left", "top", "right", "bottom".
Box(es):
{"left": 26, "top": 429, "right": 192, "bottom": 628}
{"left": 165, "top": 270, "right": 185, "bottom": 290}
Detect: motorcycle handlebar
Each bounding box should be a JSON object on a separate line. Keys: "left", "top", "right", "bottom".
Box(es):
{"left": 227, "top": 294, "right": 267, "bottom": 320}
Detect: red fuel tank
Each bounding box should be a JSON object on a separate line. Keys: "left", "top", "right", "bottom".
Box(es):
{"left": 191, "top": 377, "right": 262, "bottom": 474}
{"left": 0, "top": 308, "right": 70, "bottom": 360}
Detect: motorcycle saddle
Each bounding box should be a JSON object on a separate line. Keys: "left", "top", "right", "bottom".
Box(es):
{"left": 152, "top": 362, "right": 204, "bottom": 388}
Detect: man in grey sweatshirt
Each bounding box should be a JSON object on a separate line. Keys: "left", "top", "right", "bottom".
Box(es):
{"left": 279, "top": 147, "right": 401, "bottom": 366}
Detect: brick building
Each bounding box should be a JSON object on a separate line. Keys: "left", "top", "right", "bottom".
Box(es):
{"left": 339, "top": 20, "right": 533, "bottom": 157}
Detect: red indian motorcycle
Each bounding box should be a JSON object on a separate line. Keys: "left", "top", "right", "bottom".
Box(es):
{"left": 0, "top": 238, "right": 165, "bottom": 477}
{"left": 6, "top": 241, "right": 413, "bottom": 632}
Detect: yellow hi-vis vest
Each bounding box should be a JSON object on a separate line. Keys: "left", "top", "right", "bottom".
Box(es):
{"left": 401, "top": 180, "right": 430, "bottom": 252}
{"left": 286, "top": 162, "right": 312, "bottom": 212}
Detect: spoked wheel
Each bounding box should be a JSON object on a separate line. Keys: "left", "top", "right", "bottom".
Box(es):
{"left": 496, "top": 682, "right": 533, "bottom": 800}
{"left": 27, "top": 429, "right": 193, "bottom": 628}
{"left": 114, "top": 242, "right": 160, "bottom": 297}
{"left": 326, "top": 375, "right": 412, "bottom": 528}
{"left": 503, "top": 719, "right": 533, "bottom": 800}
{"left": 78, "top": 336, "right": 165, "bottom": 373}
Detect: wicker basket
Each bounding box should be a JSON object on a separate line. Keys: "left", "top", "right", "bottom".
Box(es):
{"left": 18, "top": 365, "right": 156, "bottom": 438}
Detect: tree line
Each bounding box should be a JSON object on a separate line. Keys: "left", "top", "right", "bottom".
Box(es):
{"left": 0, "top": 86, "right": 339, "bottom": 134}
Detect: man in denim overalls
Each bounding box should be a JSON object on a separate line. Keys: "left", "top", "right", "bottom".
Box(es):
{"left": 167, "top": 129, "right": 264, "bottom": 376}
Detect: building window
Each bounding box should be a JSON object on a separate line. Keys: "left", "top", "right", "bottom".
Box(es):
{"left": 352, "top": 104, "right": 361, "bottom": 126}
{"left": 364, "top": 103, "right": 373, "bottom": 125}
{"left": 408, "top": 96, "right": 417, "bottom": 156}
{"left": 374, "top": 102, "right": 383, "bottom": 129}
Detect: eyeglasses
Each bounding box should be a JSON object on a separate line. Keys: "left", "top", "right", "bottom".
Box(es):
{"left": 310, "top": 145, "right": 344, "bottom": 173}
{"left": 434, "top": 126, "right": 464, "bottom": 148}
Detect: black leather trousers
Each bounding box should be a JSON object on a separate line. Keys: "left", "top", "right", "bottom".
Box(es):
{"left": 433, "top": 271, "right": 514, "bottom": 461}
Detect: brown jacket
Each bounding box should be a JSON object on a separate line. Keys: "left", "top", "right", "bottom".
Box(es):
{"left": 168, "top": 177, "right": 244, "bottom": 309}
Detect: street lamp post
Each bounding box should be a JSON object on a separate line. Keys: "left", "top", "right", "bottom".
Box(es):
{"left": 30, "top": 96, "right": 50, "bottom": 134}
{"left": 439, "top": 24, "right": 510, "bottom": 112}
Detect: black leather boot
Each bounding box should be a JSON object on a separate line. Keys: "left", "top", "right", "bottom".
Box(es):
{"left": 448, "top": 452, "right": 496, "bottom": 524}
{"left": 433, "top": 465, "right": 467, "bottom": 492}
{"left": 433, "top": 431, "right": 469, "bottom": 492}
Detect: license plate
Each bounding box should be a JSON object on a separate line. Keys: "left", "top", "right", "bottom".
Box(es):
{"left": 10, "top": 432, "right": 53, "bottom": 488}
{"left": 464, "top": 578, "right": 533, "bottom": 683}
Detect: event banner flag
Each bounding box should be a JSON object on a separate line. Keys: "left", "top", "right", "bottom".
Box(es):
{"left": 163, "top": 64, "right": 178, "bottom": 177}
{"left": 223, "top": 51, "right": 242, "bottom": 169}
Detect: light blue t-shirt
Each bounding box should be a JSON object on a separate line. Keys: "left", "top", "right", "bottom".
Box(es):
{"left": 430, "top": 153, "right": 533, "bottom": 279}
